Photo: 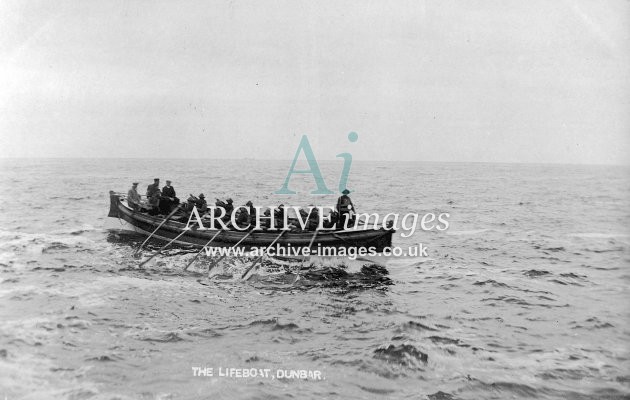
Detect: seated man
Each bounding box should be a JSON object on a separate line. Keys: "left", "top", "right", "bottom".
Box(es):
{"left": 260, "top": 208, "right": 272, "bottom": 229}
{"left": 274, "top": 204, "right": 286, "bottom": 229}
{"left": 127, "top": 182, "right": 142, "bottom": 211}
{"left": 215, "top": 198, "right": 234, "bottom": 221}
{"left": 182, "top": 195, "right": 196, "bottom": 213}
{"left": 146, "top": 178, "right": 161, "bottom": 216}
{"left": 324, "top": 210, "right": 339, "bottom": 229}
{"left": 294, "top": 207, "right": 310, "bottom": 232}
{"left": 160, "top": 180, "right": 179, "bottom": 214}
{"left": 195, "top": 193, "right": 208, "bottom": 214}
{"left": 307, "top": 206, "right": 319, "bottom": 231}
{"left": 234, "top": 208, "right": 250, "bottom": 229}
{"left": 245, "top": 201, "right": 256, "bottom": 225}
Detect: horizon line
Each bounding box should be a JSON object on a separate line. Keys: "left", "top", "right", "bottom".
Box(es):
{"left": 0, "top": 156, "right": 628, "bottom": 167}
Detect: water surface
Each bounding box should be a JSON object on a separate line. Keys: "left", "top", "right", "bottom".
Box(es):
{"left": 0, "top": 159, "right": 628, "bottom": 399}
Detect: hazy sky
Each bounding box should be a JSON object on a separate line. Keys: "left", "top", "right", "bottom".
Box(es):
{"left": 1, "top": 0, "right": 628, "bottom": 164}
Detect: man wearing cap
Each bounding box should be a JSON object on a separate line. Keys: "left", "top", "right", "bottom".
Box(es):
{"left": 127, "top": 182, "right": 141, "bottom": 211}
{"left": 336, "top": 189, "right": 355, "bottom": 229}
{"left": 215, "top": 198, "right": 234, "bottom": 221}
{"left": 160, "top": 180, "right": 179, "bottom": 214}
{"left": 244, "top": 201, "right": 257, "bottom": 228}
{"left": 195, "top": 193, "right": 208, "bottom": 213}
{"left": 274, "top": 204, "right": 286, "bottom": 229}
{"left": 146, "top": 178, "right": 161, "bottom": 215}
{"left": 225, "top": 198, "right": 234, "bottom": 216}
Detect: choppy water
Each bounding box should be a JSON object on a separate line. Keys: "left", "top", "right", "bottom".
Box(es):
{"left": 0, "top": 158, "right": 629, "bottom": 400}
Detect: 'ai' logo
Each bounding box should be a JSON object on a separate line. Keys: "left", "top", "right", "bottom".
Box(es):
{"left": 275, "top": 132, "right": 358, "bottom": 195}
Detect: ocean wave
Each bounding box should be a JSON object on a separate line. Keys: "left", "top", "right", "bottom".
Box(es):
{"left": 523, "top": 269, "right": 552, "bottom": 277}
{"left": 1, "top": 160, "right": 629, "bottom": 399}
{"left": 373, "top": 343, "right": 429, "bottom": 366}
{"left": 245, "top": 318, "right": 308, "bottom": 333}
{"left": 427, "top": 336, "right": 470, "bottom": 347}
{"left": 138, "top": 332, "right": 187, "bottom": 343}
{"left": 446, "top": 229, "right": 491, "bottom": 236}
{"left": 396, "top": 321, "right": 439, "bottom": 333}
{"left": 568, "top": 233, "right": 630, "bottom": 239}
{"left": 473, "top": 279, "right": 511, "bottom": 288}
{"left": 0, "top": 230, "right": 95, "bottom": 256}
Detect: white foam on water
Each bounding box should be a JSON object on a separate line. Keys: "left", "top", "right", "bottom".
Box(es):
{"left": 446, "top": 229, "right": 490, "bottom": 236}
{"left": 0, "top": 352, "right": 100, "bottom": 400}
{"left": 568, "top": 232, "right": 630, "bottom": 239}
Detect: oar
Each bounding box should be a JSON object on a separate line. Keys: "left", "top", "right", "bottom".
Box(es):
{"left": 304, "top": 229, "right": 319, "bottom": 263}
{"left": 139, "top": 229, "right": 189, "bottom": 267}
{"left": 183, "top": 229, "right": 224, "bottom": 271}
{"left": 134, "top": 204, "right": 183, "bottom": 255}
{"left": 208, "top": 230, "right": 255, "bottom": 277}
{"left": 306, "top": 229, "right": 319, "bottom": 249}
{"left": 295, "top": 230, "right": 318, "bottom": 282}
{"left": 241, "top": 230, "right": 286, "bottom": 279}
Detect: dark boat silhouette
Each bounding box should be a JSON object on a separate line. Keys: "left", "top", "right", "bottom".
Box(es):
{"left": 107, "top": 192, "right": 394, "bottom": 251}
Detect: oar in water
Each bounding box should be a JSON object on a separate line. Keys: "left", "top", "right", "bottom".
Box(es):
{"left": 241, "top": 230, "right": 287, "bottom": 279}
{"left": 134, "top": 204, "right": 183, "bottom": 255}
{"left": 294, "top": 229, "right": 318, "bottom": 283}
{"left": 208, "top": 230, "right": 255, "bottom": 277}
{"left": 138, "top": 229, "right": 189, "bottom": 267}
{"left": 183, "top": 229, "right": 224, "bottom": 271}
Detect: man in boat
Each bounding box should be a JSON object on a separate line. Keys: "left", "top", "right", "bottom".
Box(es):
{"left": 336, "top": 189, "right": 355, "bottom": 229}
{"left": 215, "top": 198, "right": 225, "bottom": 212}
{"left": 274, "top": 204, "right": 286, "bottom": 229}
{"left": 307, "top": 206, "right": 319, "bottom": 231}
{"left": 195, "top": 193, "right": 208, "bottom": 214}
{"left": 146, "top": 178, "right": 161, "bottom": 215}
{"left": 215, "top": 198, "right": 234, "bottom": 222}
{"left": 160, "top": 180, "right": 179, "bottom": 214}
{"left": 127, "top": 182, "right": 142, "bottom": 211}
{"left": 294, "top": 207, "right": 309, "bottom": 232}
{"left": 245, "top": 201, "right": 256, "bottom": 225}
{"left": 183, "top": 195, "right": 195, "bottom": 212}
{"left": 324, "top": 210, "right": 339, "bottom": 229}
{"left": 260, "top": 208, "right": 272, "bottom": 229}
{"left": 234, "top": 207, "right": 250, "bottom": 229}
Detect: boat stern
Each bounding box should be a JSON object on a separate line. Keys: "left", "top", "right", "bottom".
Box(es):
{"left": 108, "top": 191, "right": 122, "bottom": 218}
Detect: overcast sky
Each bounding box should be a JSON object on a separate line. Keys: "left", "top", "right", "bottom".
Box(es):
{"left": 1, "top": 0, "right": 628, "bottom": 164}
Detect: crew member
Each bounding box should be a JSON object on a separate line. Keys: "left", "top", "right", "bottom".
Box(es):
{"left": 127, "top": 182, "right": 141, "bottom": 211}
{"left": 160, "top": 180, "right": 179, "bottom": 213}
{"left": 215, "top": 198, "right": 234, "bottom": 221}
{"left": 234, "top": 207, "right": 250, "bottom": 229}
{"left": 195, "top": 193, "right": 208, "bottom": 213}
{"left": 274, "top": 204, "right": 286, "bottom": 229}
{"left": 225, "top": 198, "right": 234, "bottom": 216}
{"left": 336, "top": 189, "right": 355, "bottom": 229}
{"left": 324, "top": 210, "right": 339, "bottom": 229}
{"left": 146, "top": 178, "right": 161, "bottom": 215}
{"left": 245, "top": 201, "right": 256, "bottom": 226}
{"left": 307, "top": 206, "right": 319, "bottom": 231}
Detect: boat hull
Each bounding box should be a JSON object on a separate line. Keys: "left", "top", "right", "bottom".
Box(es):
{"left": 107, "top": 192, "right": 394, "bottom": 251}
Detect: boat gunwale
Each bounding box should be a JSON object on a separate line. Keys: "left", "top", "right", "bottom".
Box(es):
{"left": 109, "top": 192, "right": 395, "bottom": 248}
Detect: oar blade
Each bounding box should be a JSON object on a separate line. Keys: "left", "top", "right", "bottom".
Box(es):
{"left": 183, "top": 229, "right": 223, "bottom": 271}
{"left": 134, "top": 204, "right": 183, "bottom": 255}
{"left": 241, "top": 230, "right": 286, "bottom": 279}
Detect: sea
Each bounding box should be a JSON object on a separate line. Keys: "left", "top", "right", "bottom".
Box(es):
{"left": 0, "top": 158, "right": 628, "bottom": 400}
